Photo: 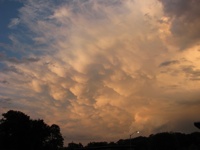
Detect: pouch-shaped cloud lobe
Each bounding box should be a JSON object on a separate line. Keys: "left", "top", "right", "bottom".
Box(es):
{"left": 0, "top": 0, "right": 200, "bottom": 144}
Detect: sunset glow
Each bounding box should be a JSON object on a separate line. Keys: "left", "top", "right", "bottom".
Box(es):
{"left": 0, "top": 0, "right": 200, "bottom": 145}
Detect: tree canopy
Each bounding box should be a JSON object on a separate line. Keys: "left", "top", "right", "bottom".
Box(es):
{"left": 0, "top": 110, "right": 64, "bottom": 150}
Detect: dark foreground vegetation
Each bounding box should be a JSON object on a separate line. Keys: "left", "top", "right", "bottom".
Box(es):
{"left": 0, "top": 110, "right": 63, "bottom": 150}
{"left": 0, "top": 110, "right": 200, "bottom": 150}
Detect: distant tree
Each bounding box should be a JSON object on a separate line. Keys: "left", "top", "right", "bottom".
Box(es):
{"left": 148, "top": 132, "right": 179, "bottom": 150}
{"left": 0, "top": 110, "right": 64, "bottom": 150}
{"left": 117, "top": 139, "right": 127, "bottom": 145}
{"left": 133, "top": 136, "right": 148, "bottom": 150}
{"left": 85, "top": 141, "right": 108, "bottom": 148}
{"left": 147, "top": 132, "right": 200, "bottom": 150}
{"left": 194, "top": 122, "right": 200, "bottom": 129}
{"left": 187, "top": 132, "right": 200, "bottom": 150}
{"left": 108, "top": 141, "right": 117, "bottom": 146}
{"left": 67, "top": 142, "right": 83, "bottom": 150}
{"left": 45, "top": 124, "right": 64, "bottom": 150}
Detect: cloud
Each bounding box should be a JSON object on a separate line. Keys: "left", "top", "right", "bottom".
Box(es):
{"left": 0, "top": 80, "right": 9, "bottom": 84}
{"left": 0, "top": 54, "right": 40, "bottom": 64}
{"left": 0, "top": 97, "right": 12, "bottom": 102}
{"left": 159, "top": 60, "right": 179, "bottom": 67}
{"left": 158, "top": 0, "right": 200, "bottom": 49}
{"left": 2, "top": 66, "right": 22, "bottom": 74}
{"left": 181, "top": 65, "right": 200, "bottom": 81}
{"left": 1, "top": 0, "right": 200, "bottom": 145}
{"left": 8, "top": 18, "right": 20, "bottom": 28}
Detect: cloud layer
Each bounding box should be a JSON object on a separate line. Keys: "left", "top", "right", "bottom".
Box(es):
{"left": 159, "top": 0, "right": 200, "bottom": 49}
{"left": 0, "top": 0, "right": 200, "bottom": 144}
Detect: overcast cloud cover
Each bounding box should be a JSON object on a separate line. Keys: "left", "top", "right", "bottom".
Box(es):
{"left": 0, "top": 0, "right": 200, "bottom": 144}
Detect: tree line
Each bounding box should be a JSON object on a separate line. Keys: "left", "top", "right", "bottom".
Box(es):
{"left": 0, "top": 110, "right": 200, "bottom": 150}
{"left": 65, "top": 132, "right": 200, "bottom": 150}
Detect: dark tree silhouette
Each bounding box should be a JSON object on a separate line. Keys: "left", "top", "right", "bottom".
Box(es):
{"left": 0, "top": 110, "right": 64, "bottom": 150}
{"left": 0, "top": 110, "right": 31, "bottom": 150}
{"left": 86, "top": 141, "right": 108, "bottom": 148}
{"left": 66, "top": 142, "right": 83, "bottom": 150}
{"left": 194, "top": 122, "right": 200, "bottom": 129}
{"left": 30, "top": 119, "right": 51, "bottom": 150}
{"left": 148, "top": 132, "right": 179, "bottom": 150}
{"left": 45, "top": 124, "right": 64, "bottom": 150}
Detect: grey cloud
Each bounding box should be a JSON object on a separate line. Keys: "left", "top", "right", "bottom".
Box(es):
{"left": 190, "top": 78, "right": 200, "bottom": 81}
{"left": 181, "top": 65, "right": 200, "bottom": 80}
{"left": 159, "top": 0, "right": 200, "bottom": 49}
{"left": 159, "top": 60, "right": 200, "bottom": 80}
{"left": 0, "top": 97, "right": 12, "bottom": 101}
{"left": 7, "top": 57, "right": 40, "bottom": 64}
{"left": 0, "top": 54, "right": 40, "bottom": 64}
{"left": 159, "top": 60, "right": 179, "bottom": 67}
{"left": 152, "top": 123, "right": 170, "bottom": 133}
{"left": 0, "top": 52, "right": 5, "bottom": 58}
{"left": 0, "top": 97, "right": 12, "bottom": 105}
{"left": 173, "top": 90, "right": 200, "bottom": 106}
{"left": 179, "top": 98, "right": 200, "bottom": 106}
{"left": 159, "top": 0, "right": 192, "bottom": 17}
{"left": 174, "top": 120, "right": 199, "bottom": 133}
{"left": 24, "top": 57, "right": 40, "bottom": 63}
{"left": 0, "top": 80, "right": 9, "bottom": 84}
{"left": 2, "top": 66, "right": 24, "bottom": 75}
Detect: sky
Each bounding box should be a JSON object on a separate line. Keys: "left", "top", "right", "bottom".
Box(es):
{"left": 0, "top": 0, "right": 200, "bottom": 145}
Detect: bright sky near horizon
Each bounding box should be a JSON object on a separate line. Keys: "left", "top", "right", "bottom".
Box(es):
{"left": 0, "top": 0, "right": 200, "bottom": 145}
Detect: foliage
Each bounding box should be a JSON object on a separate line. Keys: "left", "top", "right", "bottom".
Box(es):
{"left": 0, "top": 110, "right": 64, "bottom": 150}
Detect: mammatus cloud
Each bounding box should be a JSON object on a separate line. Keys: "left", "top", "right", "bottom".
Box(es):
{"left": 0, "top": 0, "right": 200, "bottom": 145}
